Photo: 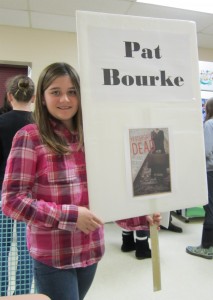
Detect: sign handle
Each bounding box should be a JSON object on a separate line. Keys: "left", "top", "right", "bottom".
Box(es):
{"left": 150, "top": 224, "right": 161, "bottom": 292}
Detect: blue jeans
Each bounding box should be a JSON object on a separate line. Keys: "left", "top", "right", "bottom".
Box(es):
{"left": 34, "top": 259, "right": 98, "bottom": 300}
{"left": 0, "top": 192, "right": 33, "bottom": 295}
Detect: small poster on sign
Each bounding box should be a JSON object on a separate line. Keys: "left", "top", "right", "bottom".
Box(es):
{"left": 128, "top": 128, "right": 171, "bottom": 197}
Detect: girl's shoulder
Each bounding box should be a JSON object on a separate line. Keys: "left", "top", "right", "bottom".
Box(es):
{"left": 19, "top": 123, "right": 38, "bottom": 133}
{"left": 14, "top": 123, "right": 40, "bottom": 142}
{"left": 13, "top": 124, "right": 42, "bottom": 149}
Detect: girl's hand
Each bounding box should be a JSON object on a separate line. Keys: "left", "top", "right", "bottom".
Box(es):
{"left": 146, "top": 213, "right": 161, "bottom": 229}
{"left": 77, "top": 207, "right": 104, "bottom": 234}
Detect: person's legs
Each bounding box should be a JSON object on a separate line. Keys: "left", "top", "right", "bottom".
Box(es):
{"left": 77, "top": 263, "right": 97, "bottom": 300}
{"left": 34, "top": 259, "right": 97, "bottom": 300}
{"left": 15, "top": 221, "right": 33, "bottom": 295}
{"left": 202, "top": 171, "right": 213, "bottom": 247}
{"left": 186, "top": 171, "right": 213, "bottom": 259}
{"left": 0, "top": 196, "right": 14, "bottom": 296}
{"left": 201, "top": 228, "right": 213, "bottom": 248}
{"left": 34, "top": 259, "right": 78, "bottom": 300}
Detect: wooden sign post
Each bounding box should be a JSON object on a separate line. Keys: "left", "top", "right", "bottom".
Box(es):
{"left": 150, "top": 224, "right": 161, "bottom": 291}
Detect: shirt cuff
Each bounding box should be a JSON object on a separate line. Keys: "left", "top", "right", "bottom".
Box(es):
{"left": 58, "top": 205, "right": 78, "bottom": 231}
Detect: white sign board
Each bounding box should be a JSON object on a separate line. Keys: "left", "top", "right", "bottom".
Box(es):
{"left": 76, "top": 11, "right": 208, "bottom": 223}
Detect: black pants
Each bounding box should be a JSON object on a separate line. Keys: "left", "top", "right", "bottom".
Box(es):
{"left": 203, "top": 171, "right": 213, "bottom": 228}
{"left": 202, "top": 171, "right": 213, "bottom": 247}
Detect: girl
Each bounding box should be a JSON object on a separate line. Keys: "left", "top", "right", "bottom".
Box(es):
{"left": 2, "top": 63, "right": 105, "bottom": 300}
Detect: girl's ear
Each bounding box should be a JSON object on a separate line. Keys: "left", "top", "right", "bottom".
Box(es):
{"left": 31, "top": 95, "right": 35, "bottom": 104}
{"left": 7, "top": 92, "right": 13, "bottom": 103}
{"left": 7, "top": 93, "right": 15, "bottom": 109}
{"left": 41, "top": 96, "right": 46, "bottom": 105}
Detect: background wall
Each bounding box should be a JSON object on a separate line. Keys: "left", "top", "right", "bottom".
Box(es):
{"left": 0, "top": 25, "right": 213, "bottom": 89}
{"left": 198, "top": 48, "right": 213, "bottom": 61}
{"left": 0, "top": 26, "right": 78, "bottom": 87}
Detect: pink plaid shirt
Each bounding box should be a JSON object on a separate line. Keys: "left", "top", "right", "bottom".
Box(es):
{"left": 2, "top": 123, "right": 105, "bottom": 269}
{"left": 116, "top": 216, "right": 149, "bottom": 231}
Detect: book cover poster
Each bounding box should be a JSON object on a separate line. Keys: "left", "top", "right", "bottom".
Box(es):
{"left": 129, "top": 128, "right": 171, "bottom": 197}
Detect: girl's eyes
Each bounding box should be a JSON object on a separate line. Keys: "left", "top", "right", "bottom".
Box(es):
{"left": 68, "top": 90, "right": 77, "bottom": 96}
{"left": 51, "top": 90, "right": 77, "bottom": 96}
{"left": 51, "top": 91, "right": 60, "bottom": 96}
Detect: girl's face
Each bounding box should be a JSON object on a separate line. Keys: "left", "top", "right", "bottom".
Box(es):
{"left": 44, "top": 75, "right": 79, "bottom": 130}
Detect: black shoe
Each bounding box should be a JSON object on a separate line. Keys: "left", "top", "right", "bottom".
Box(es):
{"left": 161, "top": 222, "right": 183, "bottom": 233}
{"left": 136, "top": 248, "right": 152, "bottom": 260}
{"left": 121, "top": 231, "right": 136, "bottom": 252}
{"left": 121, "top": 242, "right": 136, "bottom": 252}
{"left": 135, "top": 238, "right": 152, "bottom": 260}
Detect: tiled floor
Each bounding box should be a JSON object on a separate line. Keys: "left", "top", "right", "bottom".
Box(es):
{"left": 86, "top": 216, "right": 213, "bottom": 300}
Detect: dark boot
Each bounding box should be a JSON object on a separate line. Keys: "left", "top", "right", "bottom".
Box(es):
{"left": 160, "top": 214, "right": 183, "bottom": 233}
{"left": 135, "top": 238, "right": 152, "bottom": 260}
{"left": 121, "top": 231, "right": 135, "bottom": 252}
{"left": 167, "top": 221, "right": 183, "bottom": 233}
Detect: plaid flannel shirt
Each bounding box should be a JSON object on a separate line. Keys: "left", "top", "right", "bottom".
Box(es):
{"left": 2, "top": 123, "right": 104, "bottom": 268}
